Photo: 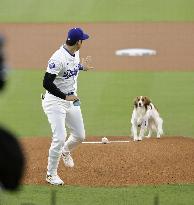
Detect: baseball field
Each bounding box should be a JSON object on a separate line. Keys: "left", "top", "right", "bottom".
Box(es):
{"left": 0, "top": 0, "right": 194, "bottom": 204}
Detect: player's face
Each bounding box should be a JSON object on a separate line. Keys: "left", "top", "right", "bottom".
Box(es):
{"left": 76, "top": 40, "right": 83, "bottom": 51}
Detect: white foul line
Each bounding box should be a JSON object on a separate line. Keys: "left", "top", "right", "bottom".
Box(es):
{"left": 82, "top": 140, "right": 130, "bottom": 144}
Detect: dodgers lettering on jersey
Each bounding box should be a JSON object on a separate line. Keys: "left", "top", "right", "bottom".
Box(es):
{"left": 46, "top": 46, "right": 81, "bottom": 94}
{"left": 63, "top": 67, "right": 79, "bottom": 79}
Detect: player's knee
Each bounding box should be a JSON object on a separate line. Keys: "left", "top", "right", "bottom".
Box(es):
{"left": 52, "top": 137, "right": 65, "bottom": 150}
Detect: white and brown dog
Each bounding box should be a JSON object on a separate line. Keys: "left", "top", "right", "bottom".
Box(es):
{"left": 131, "top": 96, "right": 163, "bottom": 141}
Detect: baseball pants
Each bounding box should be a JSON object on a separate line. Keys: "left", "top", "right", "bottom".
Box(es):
{"left": 42, "top": 93, "right": 85, "bottom": 176}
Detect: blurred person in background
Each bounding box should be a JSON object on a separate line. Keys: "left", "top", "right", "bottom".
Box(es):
{"left": 0, "top": 127, "right": 25, "bottom": 190}
{"left": 0, "top": 34, "right": 25, "bottom": 191}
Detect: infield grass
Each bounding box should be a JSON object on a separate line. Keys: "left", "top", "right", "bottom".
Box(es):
{"left": 0, "top": 0, "right": 194, "bottom": 23}
{"left": 0, "top": 184, "right": 194, "bottom": 205}
{"left": 0, "top": 69, "right": 193, "bottom": 138}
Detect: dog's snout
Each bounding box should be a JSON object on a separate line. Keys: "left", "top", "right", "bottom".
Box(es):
{"left": 138, "top": 102, "right": 142, "bottom": 107}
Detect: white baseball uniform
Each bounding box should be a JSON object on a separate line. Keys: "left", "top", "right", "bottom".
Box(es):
{"left": 42, "top": 45, "right": 85, "bottom": 176}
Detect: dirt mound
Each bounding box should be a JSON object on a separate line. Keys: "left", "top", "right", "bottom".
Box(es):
{"left": 21, "top": 136, "right": 194, "bottom": 187}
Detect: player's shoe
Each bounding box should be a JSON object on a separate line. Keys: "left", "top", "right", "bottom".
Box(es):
{"left": 62, "top": 152, "right": 74, "bottom": 168}
{"left": 46, "top": 174, "right": 64, "bottom": 186}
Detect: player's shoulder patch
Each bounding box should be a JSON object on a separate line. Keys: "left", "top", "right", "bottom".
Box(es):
{"left": 48, "top": 62, "right": 56, "bottom": 69}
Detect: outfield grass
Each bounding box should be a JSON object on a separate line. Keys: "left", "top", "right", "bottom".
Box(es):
{"left": 1, "top": 184, "right": 194, "bottom": 205}
{"left": 0, "top": 69, "right": 193, "bottom": 138}
{"left": 0, "top": 0, "right": 194, "bottom": 23}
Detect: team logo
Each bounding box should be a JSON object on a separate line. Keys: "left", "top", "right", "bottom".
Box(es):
{"left": 63, "top": 68, "right": 79, "bottom": 79}
{"left": 48, "top": 62, "right": 55, "bottom": 69}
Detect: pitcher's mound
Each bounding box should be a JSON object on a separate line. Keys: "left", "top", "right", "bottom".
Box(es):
{"left": 21, "top": 136, "right": 194, "bottom": 187}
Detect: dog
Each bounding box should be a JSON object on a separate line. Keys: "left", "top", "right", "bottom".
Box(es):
{"left": 131, "top": 96, "right": 163, "bottom": 141}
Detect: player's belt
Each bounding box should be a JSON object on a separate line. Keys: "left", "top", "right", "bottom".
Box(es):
{"left": 48, "top": 91, "right": 74, "bottom": 96}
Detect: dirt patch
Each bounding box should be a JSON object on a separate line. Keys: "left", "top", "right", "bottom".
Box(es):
{"left": 0, "top": 23, "right": 194, "bottom": 71}
{"left": 21, "top": 136, "right": 194, "bottom": 187}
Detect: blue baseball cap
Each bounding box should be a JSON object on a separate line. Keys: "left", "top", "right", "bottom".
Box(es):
{"left": 67, "top": 28, "right": 89, "bottom": 42}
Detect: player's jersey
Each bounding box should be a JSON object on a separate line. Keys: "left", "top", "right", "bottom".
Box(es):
{"left": 46, "top": 45, "right": 81, "bottom": 95}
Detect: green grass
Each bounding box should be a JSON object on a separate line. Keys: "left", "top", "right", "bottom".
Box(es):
{"left": 0, "top": 69, "right": 194, "bottom": 138}
{"left": 1, "top": 184, "right": 194, "bottom": 205}
{"left": 0, "top": 0, "right": 194, "bottom": 23}
{"left": 0, "top": 69, "right": 45, "bottom": 137}
{"left": 81, "top": 71, "right": 194, "bottom": 137}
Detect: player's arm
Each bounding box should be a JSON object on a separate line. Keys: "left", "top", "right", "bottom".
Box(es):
{"left": 43, "top": 72, "right": 78, "bottom": 101}
{"left": 43, "top": 72, "right": 66, "bottom": 99}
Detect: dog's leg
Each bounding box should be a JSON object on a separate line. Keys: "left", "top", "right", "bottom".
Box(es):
{"left": 145, "top": 129, "right": 152, "bottom": 138}
{"left": 132, "top": 124, "right": 138, "bottom": 141}
{"left": 156, "top": 117, "right": 163, "bottom": 138}
{"left": 138, "top": 117, "right": 148, "bottom": 141}
{"left": 138, "top": 126, "right": 146, "bottom": 141}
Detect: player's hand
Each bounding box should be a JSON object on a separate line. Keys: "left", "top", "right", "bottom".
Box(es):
{"left": 82, "top": 56, "right": 94, "bottom": 71}
{"left": 65, "top": 95, "right": 79, "bottom": 101}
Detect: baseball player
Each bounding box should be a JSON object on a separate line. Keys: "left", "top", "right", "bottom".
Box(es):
{"left": 42, "top": 28, "right": 93, "bottom": 185}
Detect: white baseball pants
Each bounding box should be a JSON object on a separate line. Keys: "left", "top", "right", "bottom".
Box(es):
{"left": 42, "top": 93, "right": 85, "bottom": 176}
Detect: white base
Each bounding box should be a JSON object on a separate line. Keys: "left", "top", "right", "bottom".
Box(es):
{"left": 115, "top": 48, "right": 157, "bottom": 56}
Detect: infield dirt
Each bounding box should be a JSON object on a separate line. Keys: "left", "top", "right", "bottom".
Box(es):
{"left": 21, "top": 136, "right": 194, "bottom": 186}
{"left": 0, "top": 22, "right": 194, "bottom": 71}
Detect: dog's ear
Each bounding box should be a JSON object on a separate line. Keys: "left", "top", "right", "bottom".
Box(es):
{"left": 134, "top": 97, "right": 138, "bottom": 108}
{"left": 144, "top": 96, "right": 151, "bottom": 109}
